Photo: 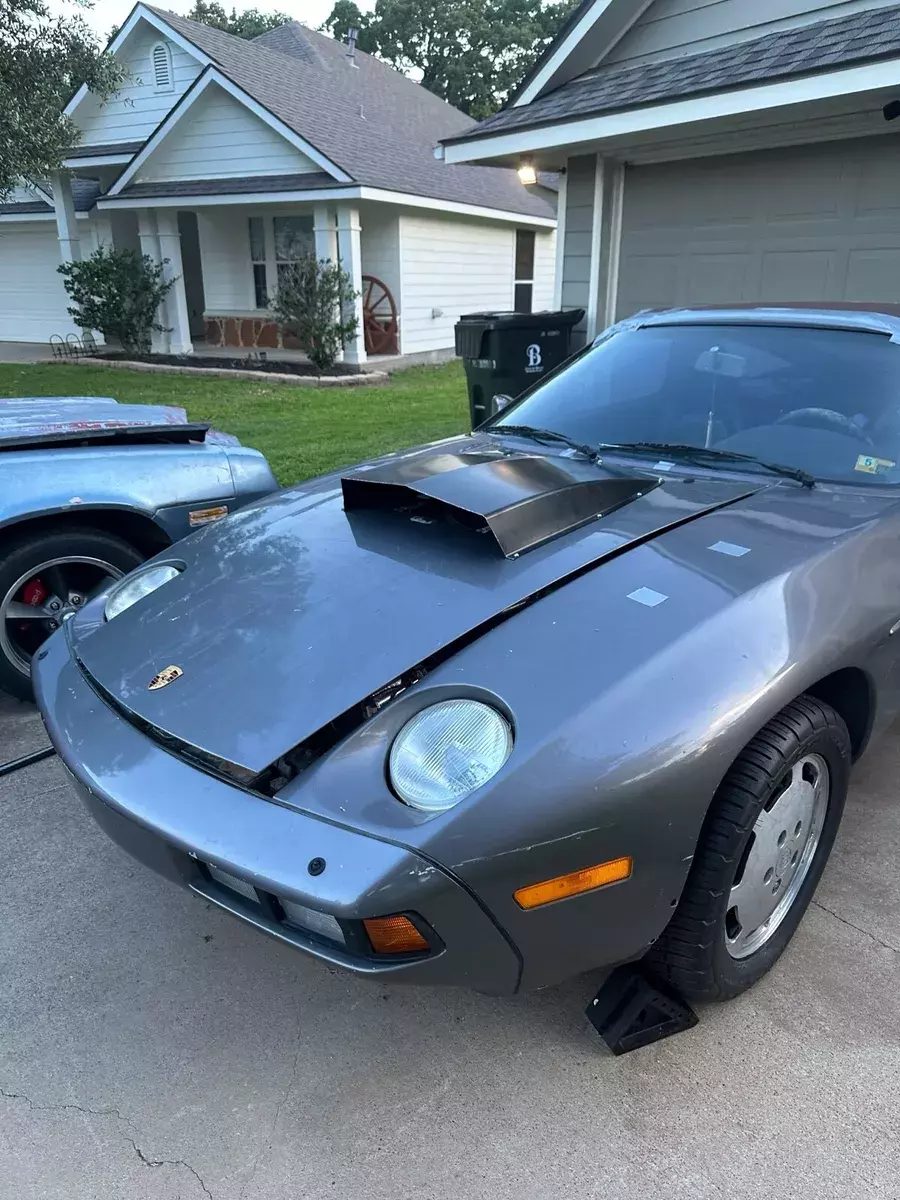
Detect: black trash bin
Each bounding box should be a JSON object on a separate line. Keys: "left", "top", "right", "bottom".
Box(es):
{"left": 454, "top": 308, "right": 585, "bottom": 428}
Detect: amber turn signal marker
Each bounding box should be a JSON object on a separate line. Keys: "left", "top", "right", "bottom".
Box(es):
{"left": 363, "top": 915, "right": 430, "bottom": 954}
{"left": 514, "top": 856, "right": 633, "bottom": 910}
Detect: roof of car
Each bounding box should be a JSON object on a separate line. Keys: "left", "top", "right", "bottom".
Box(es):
{"left": 615, "top": 305, "right": 900, "bottom": 340}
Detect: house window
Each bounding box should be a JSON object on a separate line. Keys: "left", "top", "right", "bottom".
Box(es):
{"left": 151, "top": 42, "right": 173, "bottom": 93}
{"left": 248, "top": 214, "right": 314, "bottom": 308}
{"left": 248, "top": 216, "right": 268, "bottom": 308}
{"left": 274, "top": 216, "right": 314, "bottom": 288}
{"left": 514, "top": 229, "right": 535, "bottom": 313}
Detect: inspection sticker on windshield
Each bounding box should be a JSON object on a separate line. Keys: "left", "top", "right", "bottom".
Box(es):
{"left": 855, "top": 454, "right": 896, "bottom": 475}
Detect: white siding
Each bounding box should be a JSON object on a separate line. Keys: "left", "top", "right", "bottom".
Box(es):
{"left": 359, "top": 204, "right": 402, "bottom": 316}
{"left": 397, "top": 213, "right": 515, "bottom": 354}
{"left": 606, "top": 0, "right": 900, "bottom": 68}
{"left": 135, "top": 84, "right": 319, "bottom": 183}
{"left": 5, "top": 183, "right": 48, "bottom": 205}
{"left": 532, "top": 230, "right": 557, "bottom": 311}
{"left": 196, "top": 209, "right": 254, "bottom": 312}
{"left": 73, "top": 26, "right": 202, "bottom": 145}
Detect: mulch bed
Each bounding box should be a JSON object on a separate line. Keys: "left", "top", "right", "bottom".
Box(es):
{"left": 96, "top": 351, "right": 370, "bottom": 377}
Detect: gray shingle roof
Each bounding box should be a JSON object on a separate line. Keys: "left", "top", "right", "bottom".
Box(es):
{"left": 118, "top": 172, "right": 336, "bottom": 198}
{"left": 144, "top": 8, "right": 553, "bottom": 219}
{"left": 445, "top": 3, "right": 900, "bottom": 143}
{"left": 66, "top": 140, "right": 144, "bottom": 158}
{"left": 1, "top": 178, "right": 100, "bottom": 215}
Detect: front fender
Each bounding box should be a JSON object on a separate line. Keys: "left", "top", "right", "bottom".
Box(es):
{"left": 280, "top": 498, "right": 900, "bottom": 989}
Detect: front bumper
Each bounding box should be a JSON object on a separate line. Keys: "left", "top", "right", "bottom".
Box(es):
{"left": 33, "top": 631, "right": 521, "bottom": 993}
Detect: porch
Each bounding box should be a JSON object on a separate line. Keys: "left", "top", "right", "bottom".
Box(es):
{"left": 52, "top": 171, "right": 402, "bottom": 364}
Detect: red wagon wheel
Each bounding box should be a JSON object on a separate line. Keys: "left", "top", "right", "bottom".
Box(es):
{"left": 361, "top": 275, "right": 399, "bottom": 355}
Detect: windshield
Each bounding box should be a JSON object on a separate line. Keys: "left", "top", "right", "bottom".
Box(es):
{"left": 490, "top": 323, "right": 900, "bottom": 485}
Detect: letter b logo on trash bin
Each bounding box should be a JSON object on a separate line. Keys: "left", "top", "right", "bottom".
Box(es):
{"left": 525, "top": 343, "right": 542, "bottom": 372}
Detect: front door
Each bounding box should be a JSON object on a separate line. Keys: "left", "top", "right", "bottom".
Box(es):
{"left": 177, "top": 212, "right": 206, "bottom": 339}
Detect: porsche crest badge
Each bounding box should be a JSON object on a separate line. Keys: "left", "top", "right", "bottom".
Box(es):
{"left": 148, "top": 665, "right": 183, "bottom": 691}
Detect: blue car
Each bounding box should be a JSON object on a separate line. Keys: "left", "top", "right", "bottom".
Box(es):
{"left": 0, "top": 396, "right": 276, "bottom": 700}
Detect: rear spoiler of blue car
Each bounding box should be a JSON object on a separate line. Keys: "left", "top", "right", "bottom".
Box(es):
{"left": 0, "top": 423, "right": 210, "bottom": 451}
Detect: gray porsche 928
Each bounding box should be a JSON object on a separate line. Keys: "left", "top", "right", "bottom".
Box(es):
{"left": 35, "top": 307, "right": 900, "bottom": 1002}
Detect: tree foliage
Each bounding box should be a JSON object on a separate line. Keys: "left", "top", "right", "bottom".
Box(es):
{"left": 272, "top": 255, "right": 360, "bottom": 373}
{"left": 185, "top": 1, "right": 291, "bottom": 39}
{"left": 0, "top": 0, "right": 124, "bottom": 196}
{"left": 321, "top": 0, "right": 578, "bottom": 116}
{"left": 59, "top": 247, "right": 174, "bottom": 354}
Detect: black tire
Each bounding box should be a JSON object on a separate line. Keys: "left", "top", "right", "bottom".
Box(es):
{"left": 651, "top": 695, "right": 851, "bottom": 1002}
{"left": 0, "top": 527, "right": 144, "bottom": 702}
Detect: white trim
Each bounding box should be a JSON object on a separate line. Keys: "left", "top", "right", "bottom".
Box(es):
{"left": 585, "top": 156, "right": 604, "bottom": 339}
{"left": 98, "top": 183, "right": 557, "bottom": 226}
{"left": 0, "top": 212, "right": 53, "bottom": 223}
{"left": 64, "top": 4, "right": 213, "bottom": 119}
{"left": 444, "top": 57, "right": 900, "bottom": 164}
{"left": 108, "top": 69, "right": 352, "bottom": 197}
{"left": 552, "top": 169, "right": 567, "bottom": 308}
{"left": 516, "top": 0, "right": 618, "bottom": 107}
{"left": 0, "top": 211, "right": 91, "bottom": 223}
{"left": 63, "top": 153, "right": 136, "bottom": 169}
{"left": 32, "top": 182, "right": 54, "bottom": 204}
{"left": 358, "top": 187, "right": 556, "bottom": 226}
{"left": 98, "top": 187, "right": 360, "bottom": 209}
{"left": 602, "top": 161, "right": 624, "bottom": 329}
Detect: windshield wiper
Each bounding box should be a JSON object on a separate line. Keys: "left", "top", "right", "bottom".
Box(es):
{"left": 488, "top": 424, "right": 601, "bottom": 463}
{"left": 600, "top": 442, "right": 815, "bottom": 488}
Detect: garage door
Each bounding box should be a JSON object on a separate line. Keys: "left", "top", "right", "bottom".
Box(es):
{"left": 0, "top": 222, "right": 80, "bottom": 343}
{"left": 616, "top": 136, "right": 900, "bottom": 319}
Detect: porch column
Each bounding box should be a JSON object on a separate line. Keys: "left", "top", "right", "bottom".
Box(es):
{"left": 336, "top": 203, "right": 366, "bottom": 364}
{"left": 156, "top": 209, "right": 193, "bottom": 355}
{"left": 585, "top": 157, "right": 625, "bottom": 340}
{"left": 50, "top": 171, "right": 81, "bottom": 264}
{"left": 136, "top": 209, "right": 169, "bottom": 353}
{"left": 313, "top": 204, "right": 337, "bottom": 262}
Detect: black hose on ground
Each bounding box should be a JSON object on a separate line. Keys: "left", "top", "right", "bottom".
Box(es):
{"left": 0, "top": 745, "right": 56, "bottom": 777}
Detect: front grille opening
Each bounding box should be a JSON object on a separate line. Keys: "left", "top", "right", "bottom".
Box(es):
{"left": 200, "top": 862, "right": 349, "bottom": 949}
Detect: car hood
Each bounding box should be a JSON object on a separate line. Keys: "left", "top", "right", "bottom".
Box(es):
{"left": 0, "top": 395, "right": 239, "bottom": 446}
{"left": 70, "top": 440, "right": 765, "bottom": 774}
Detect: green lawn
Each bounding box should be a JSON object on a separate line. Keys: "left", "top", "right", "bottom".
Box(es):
{"left": 0, "top": 361, "right": 470, "bottom": 485}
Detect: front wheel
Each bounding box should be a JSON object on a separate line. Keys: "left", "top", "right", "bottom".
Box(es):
{"left": 652, "top": 695, "right": 850, "bottom": 1002}
{"left": 0, "top": 527, "right": 144, "bottom": 701}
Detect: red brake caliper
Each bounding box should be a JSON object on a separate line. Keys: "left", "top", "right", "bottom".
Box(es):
{"left": 19, "top": 578, "right": 47, "bottom": 629}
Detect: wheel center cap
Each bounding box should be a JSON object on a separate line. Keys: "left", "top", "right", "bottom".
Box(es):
{"left": 776, "top": 846, "right": 792, "bottom": 875}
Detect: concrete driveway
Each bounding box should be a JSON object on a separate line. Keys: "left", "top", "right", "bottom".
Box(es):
{"left": 2, "top": 690, "right": 899, "bottom": 1200}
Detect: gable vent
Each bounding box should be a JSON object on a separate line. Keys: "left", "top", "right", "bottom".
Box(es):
{"left": 151, "top": 42, "right": 173, "bottom": 92}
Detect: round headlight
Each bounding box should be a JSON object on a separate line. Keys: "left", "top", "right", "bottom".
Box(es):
{"left": 104, "top": 563, "right": 182, "bottom": 621}
{"left": 389, "top": 699, "right": 513, "bottom": 812}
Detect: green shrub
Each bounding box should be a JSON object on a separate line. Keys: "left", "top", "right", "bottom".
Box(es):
{"left": 272, "top": 254, "right": 359, "bottom": 373}
{"left": 58, "top": 246, "right": 174, "bottom": 354}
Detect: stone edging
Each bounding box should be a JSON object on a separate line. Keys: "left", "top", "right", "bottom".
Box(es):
{"left": 57, "top": 357, "right": 389, "bottom": 387}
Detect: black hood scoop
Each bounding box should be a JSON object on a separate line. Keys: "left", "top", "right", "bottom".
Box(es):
{"left": 341, "top": 451, "right": 657, "bottom": 557}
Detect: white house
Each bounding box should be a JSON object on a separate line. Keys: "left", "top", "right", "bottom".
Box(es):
{"left": 442, "top": 0, "right": 900, "bottom": 348}
{"left": 0, "top": 4, "right": 556, "bottom": 361}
